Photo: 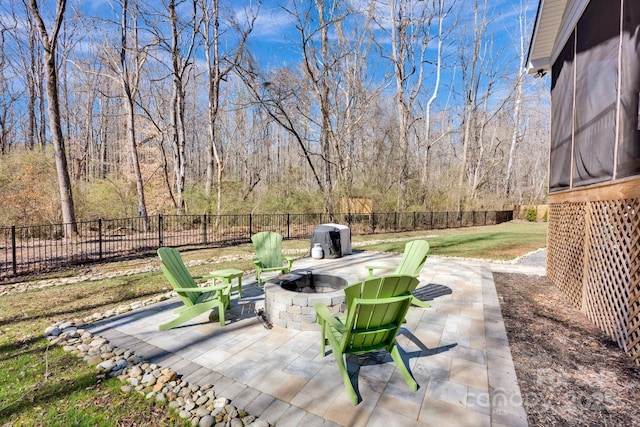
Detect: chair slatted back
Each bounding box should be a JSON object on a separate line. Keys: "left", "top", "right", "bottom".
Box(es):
{"left": 344, "top": 274, "right": 419, "bottom": 309}
{"left": 341, "top": 294, "right": 412, "bottom": 354}
{"left": 158, "top": 247, "right": 199, "bottom": 306}
{"left": 395, "top": 240, "right": 430, "bottom": 277}
{"left": 251, "top": 231, "right": 284, "bottom": 268}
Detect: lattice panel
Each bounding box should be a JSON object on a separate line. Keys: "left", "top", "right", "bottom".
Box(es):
{"left": 550, "top": 198, "right": 640, "bottom": 366}
{"left": 547, "top": 202, "right": 586, "bottom": 308}
{"left": 622, "top": 201, "right": 640, "bottom": 366}
{"left": 583, "top": 200, "right": 636, "bottom": 353}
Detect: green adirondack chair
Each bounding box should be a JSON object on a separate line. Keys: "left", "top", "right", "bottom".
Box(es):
{"left": 251, "top": 231, "right": 295, "bottom": 287}
{"left": 344, "top": 274, "right": 419, "bottom": 310}
{"left": 365, "top": 239, "right": 431, "bottom": 308}
{"left": 314, "top": 278, "right": 417, "bottom": 405}
{"left": 157, "top": 247, "right": 232, "bottom": 330}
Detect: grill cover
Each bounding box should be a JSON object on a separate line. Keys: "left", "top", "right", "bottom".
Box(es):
{"left": 322, "top": 223, "right": 352, "bottom": 255}
{"left": 310, "top": 225, "right": 342, "bottom": 259}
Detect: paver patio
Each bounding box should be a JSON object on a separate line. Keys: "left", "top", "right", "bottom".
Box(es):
{"left": 87, "top": 251, "right": 543, "bottom": 427}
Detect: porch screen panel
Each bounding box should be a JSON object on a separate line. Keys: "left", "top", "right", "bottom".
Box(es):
{"left": 573, "top": 0, "right": 619, "bottom": 187}
{"left": 549, "top": 32, "right": 575, "bottom": 192}
{"left": 618, "top": 1, "right": 640, "bottom": 178}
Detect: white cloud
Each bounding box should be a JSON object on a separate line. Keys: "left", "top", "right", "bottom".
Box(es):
{"left": 248, "top": 3, "right": 296, "bottom": 41}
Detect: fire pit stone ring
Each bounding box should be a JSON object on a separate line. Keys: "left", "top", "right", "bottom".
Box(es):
{"left": 263, "top": 271, "right": 348, "bottom": 330}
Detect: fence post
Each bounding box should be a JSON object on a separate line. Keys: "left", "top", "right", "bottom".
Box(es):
{"left": 371, "top": 213, "right": 375, "bottom": 234}
{"left": 446, "top": 212, "right": 449, "bottom": 228}
{"left": 394, "top": 212, "right": 398, "bottom": 231}
{"left": 249, "top": 214, "right": 253, "bottom": 240}
{"left": 287, "top": 213, "right": 290, "bottom": 239}
{"left": 413, "top": 212, "right": 416, "bottom": 230}
{"left": 203, "top": 213, "right": 207, "bottom": 245}
{"left": 158, "top": 214, "right": 163, "bottom": 247}
{"left": 11, "top": 225, "right": 16, "bottom": 276}
{"left": 98, "top": 219, "right": 103, "bottom": 260}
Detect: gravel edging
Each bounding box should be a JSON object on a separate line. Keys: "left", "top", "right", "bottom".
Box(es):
{"left": 44, "top": 296, "right": 272, "bottom": 427}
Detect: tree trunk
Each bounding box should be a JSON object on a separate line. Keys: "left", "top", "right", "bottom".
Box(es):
{"left": 119, "top": 0, "right": 149, "bottom": 230}
{"left": 123, "top": 95, "right": 148, "bottom": 224}
{"left": 201, "top": 0, "right": 256, "bottom": 216}
{"left": 315, "top": 0, "right": 334, "bottom": 214}
{"left": 26, "top": 20, "right": 38, "bottom": 150}
{"left": 505, "top": 1, "right": 526, "bottom": 198}
{"left": 202, "top": 0, "right": 224, "bottom": 216}
{"left": 390, "top": 0, "right": 410, "bottom": 210}
{"left": 28, "top": 0, "right": 78, "bottom": 236}
{"left": 421, "top": 0, "right": 446, "bottom": 189}
{"left": 166, "top": 0, "right": 198, "bottom": 215}
{"left": 458, "top": 0, "right": 484, "bottom": 200}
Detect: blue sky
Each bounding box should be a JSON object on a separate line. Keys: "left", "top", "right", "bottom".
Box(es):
{"left": 35, "top": 0, "right": 540, "bottom": 87}
{"left": 0, "top": 0, "right": 544, "bottom": 116}
{"left": 3, "top": 0, "right": 539, "bottom": 72}
{"left": 245, "top": 0, "right": 540, "bottom": 71}
{"left": 234, "top": 0, "right": 546, "bottom": 115}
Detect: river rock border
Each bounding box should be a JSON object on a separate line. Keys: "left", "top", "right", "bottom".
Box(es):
{"left": 44, "top": 297, "right": 271, "bottom": 427}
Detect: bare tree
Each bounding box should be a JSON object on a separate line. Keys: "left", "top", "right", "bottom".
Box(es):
{"left": 160, "top": 0, "right": 199, "bottom": 214}
{"left": 457, "top": 0, "right": 483, "bottom": 198}
{"left": 0, "top": 0, "right": 47, "bottom": 151}
{"left": 9, "top": 1, "right": 47, "bottom": 150}
{"left": 0, "top": 27, "right": 21, "bottom": 154}
{"left": 238, "top": 64, "right": 326, "bottom": 194}
{"left": 329, "top": 4, "right": 378, "bottom": 200}
{"left": 290, "top": 0, "right": 375, "bottom": 213}
{"left": 64, "top": 52, "right": 107, "bottom": 182}
{"left": 200, "top": 0, "right": 257, "bottom": 215}
{"left": 456, "top": 0, "right": 510, "bottom": 205}
{"left": 310, "top": 0, "right": 335, "bottom": 211}
{"left": 420, "top": 0, "right": 454, "bottom": 189}
{"left": 373, "top": 0, "right": 441, "bottom": 209}
{"left": 0, "top": 0, "right": 550, "bottom": 221}
{"left": 27, "top": 0, "right": 77, "bottom": 235}
{"left": 100, "top": 0, "right": 150, "bottom": 228}
{"left": 455, "top": 0, "right": 523, "bottom": 206}
{"left": 504, "top": 0, "right": 527, "bottom": 198}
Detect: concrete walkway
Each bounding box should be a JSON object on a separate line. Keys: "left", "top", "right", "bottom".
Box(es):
{"left": 87, "top": 251, "right": 544, "bottom": 426}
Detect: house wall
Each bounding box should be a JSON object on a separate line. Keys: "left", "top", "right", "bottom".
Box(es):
{"left": 549, "top": 1, "right": 640, "bottom": 192}
{"left": 545, "top": 0, "right": 640, "bottom": 366}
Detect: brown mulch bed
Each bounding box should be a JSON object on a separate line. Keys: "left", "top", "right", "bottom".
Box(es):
{"left": 494, "top": 273, "right": 640, "bottom": 427}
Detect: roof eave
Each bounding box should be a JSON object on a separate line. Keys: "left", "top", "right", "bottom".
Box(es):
{"left": 526, "top": 0, "right": 574, "bottom": 74}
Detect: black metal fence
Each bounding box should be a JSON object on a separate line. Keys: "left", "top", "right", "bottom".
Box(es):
{"left": 0, "top": 210, "right": 513, "bottom": 282}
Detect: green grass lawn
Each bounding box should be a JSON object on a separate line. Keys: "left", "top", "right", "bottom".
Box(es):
{"left": 352, "top": 221, "right": 547, "bottom": 260}
{"left": 0, "top": 221, "right": 547, "bottom": 426}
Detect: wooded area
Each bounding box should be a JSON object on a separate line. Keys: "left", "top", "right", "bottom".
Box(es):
{"left": 0, "top": 0, "right": 549, "bottom": 231}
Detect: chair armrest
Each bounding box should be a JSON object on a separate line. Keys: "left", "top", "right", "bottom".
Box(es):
{"left": 314, "top": 303, "right": 346, "bottom": 333}
{"left": 191, "top": 273, "right": 217, "bottom": 281}
{"left": 365, "top": 265, "right": 395, "bottom": 277}
{"left": 172, "top": 283, "right": 230, "bottom": 293}
{"left": 259, "top": 266, "right": 289, "bottom": 273}
{"left": 285, "top": 256, "right": 295, "bottom": 269}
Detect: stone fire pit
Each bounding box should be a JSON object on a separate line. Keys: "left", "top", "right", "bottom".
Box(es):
{"left": 263, "top": 271, "right": 348, "bottom": 330}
